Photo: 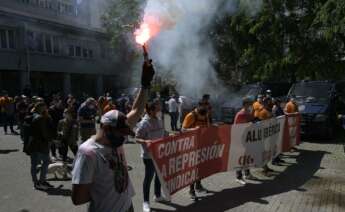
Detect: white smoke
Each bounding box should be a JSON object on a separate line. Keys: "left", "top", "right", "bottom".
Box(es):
{"left": 139, "top": 0, "right": 262, "bottom": 98}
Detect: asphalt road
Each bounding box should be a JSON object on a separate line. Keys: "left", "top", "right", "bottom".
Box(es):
{"left": 1, "top": 121, "right": 345, "bottom": 212}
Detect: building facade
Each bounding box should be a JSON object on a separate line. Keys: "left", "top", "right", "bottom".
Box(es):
{"left": 0, "top": 0, "right": 127, "bottom": 97}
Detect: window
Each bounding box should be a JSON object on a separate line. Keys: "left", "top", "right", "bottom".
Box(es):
{"left": 89, "top": 49, "right": 93, "bottom": 58}
{"left": 83, "top": 48, "right": 88, "bottom": 58}
{"left": 68, "top": 45, "right": 74, "bottom": 56}
{"left": 0, "top": 29, "right": 7, "bottom": 48}
{"left": 75, "top": 46, "right": 81, "bottom": 57}
{"left": 36, "top": 33, "right": 43, "bottom": 52}
{"left": 45, "top": 34, "right": 52, "bottom": 53}
{"left": 0, "top": 29, "right": 16, "bottom": 49}
{"left": 53, "top": 36, "right": 59, "bottom": 54}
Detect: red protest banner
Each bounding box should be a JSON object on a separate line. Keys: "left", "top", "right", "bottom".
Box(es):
{"left": 146, "top": 125, "right": 231, "bottom": 197}
{"left": 282, "top": 113, "right": 301, "bottom": 151}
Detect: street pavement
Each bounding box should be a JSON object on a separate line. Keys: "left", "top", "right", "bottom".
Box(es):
{"left": 1, "top": 121, "right": 345, "bottom": 212}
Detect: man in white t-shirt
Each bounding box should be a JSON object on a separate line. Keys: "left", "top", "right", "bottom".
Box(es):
{"left": 71, "top": 61, "right": 155, "bottom": 212}
{"left": 166, "top": 95, "right": 179, "bottom": 131}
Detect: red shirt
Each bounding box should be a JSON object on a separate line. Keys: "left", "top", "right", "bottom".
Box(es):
{"left": 234, "top": 109, "right": 254, "bottom": 124}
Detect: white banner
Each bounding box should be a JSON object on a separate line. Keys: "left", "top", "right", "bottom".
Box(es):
{"left": 228, "top": 116, "right": 286, "bottom": 170}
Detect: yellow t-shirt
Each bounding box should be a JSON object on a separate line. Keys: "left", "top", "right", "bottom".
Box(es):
{"left": 182, "top": 111, "right": 209, "bottom": 129}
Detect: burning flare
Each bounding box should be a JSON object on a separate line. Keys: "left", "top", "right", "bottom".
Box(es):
{"left": 135, "top": 23, "right": 151, "bottom": 45}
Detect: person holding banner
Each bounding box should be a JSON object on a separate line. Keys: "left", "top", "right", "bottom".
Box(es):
{"left": 234, "top": 97, "right": 256, "bottom": 185}
{"left": 71, "top": 61, "right": 155, "bottom": 212}
{"left": 182, "top": 103, "right": 210, "bottom": 200}
{"left": 135, "top": 99, "right": 169, "bottom": 212}
{"left": 257, "top": 98, "right": 276, "bottom": 175}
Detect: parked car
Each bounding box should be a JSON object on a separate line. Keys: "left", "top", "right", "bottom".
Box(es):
{"left": 220, "top": 82, "right": 291, "bottom": 123}
{"left": 288, "top": 80, "right": 345, "bottom": 139}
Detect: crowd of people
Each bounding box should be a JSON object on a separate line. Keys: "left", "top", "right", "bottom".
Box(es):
{"left": 0, "top": 61, "right": 300, "bottom": 212}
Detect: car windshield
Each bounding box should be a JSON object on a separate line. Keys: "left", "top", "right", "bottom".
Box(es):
{"left": 237, "top": 86, "right": 259, "bottom": 97}
{"left": 290, "top": 83, "right": 332, "bottom": 102}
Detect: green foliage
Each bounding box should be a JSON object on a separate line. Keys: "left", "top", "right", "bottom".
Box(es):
{"left": 102, "top": 0, "right": 141, "bottom": 47}
{"left": 213, "top": 0, "right": 345, "bottom": 84}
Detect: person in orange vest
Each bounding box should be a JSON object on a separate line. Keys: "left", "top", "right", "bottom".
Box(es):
{"left": 284, "top": 96, "right": 299, "bottom": 114}
{"left": 182, "top": 102, "right": 210, "bottom": 201}
{"left": 253, "top": 94, "right": 264, "bottom": 120}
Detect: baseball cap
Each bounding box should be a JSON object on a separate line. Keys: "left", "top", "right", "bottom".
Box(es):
{"left": 100, "top": 110, "right": 134, "bottom": 136}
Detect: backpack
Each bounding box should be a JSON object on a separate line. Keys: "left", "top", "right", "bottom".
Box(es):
{"left": 22, "top": 114, "right": 34, "bottom": 155}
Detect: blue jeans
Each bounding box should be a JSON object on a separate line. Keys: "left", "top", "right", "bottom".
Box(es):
{"left": 30, "top": 152, "right": 50, "bottom": 184}
{"left": 169, "top": 112, "right": 179, "bottom": 131}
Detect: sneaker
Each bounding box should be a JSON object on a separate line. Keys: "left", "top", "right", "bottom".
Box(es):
{"left": 195, "top": 185, "right": 208, "bottom": 193}
{"left": 40, "top": 181, "right": 54, "bottom": 188}
{"left": 154, "top": 196, "right": 169, "bottom": 203}
{"left": 236, "top": 178, "right": 247, "bottom": 185}
{"left": 189, "top": 190, "right": 197, "bottom": 201}
{"left": 142, "top": 202, "right": 151, "bottom": 212}
{"left": 34, "top": 182, "right": 48, "bottom": 190}
{"left": 244, "top": 174, "right": 257, "bottom": 181}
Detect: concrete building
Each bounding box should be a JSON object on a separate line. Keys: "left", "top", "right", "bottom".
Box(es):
{"left": 0, "top": 0, "right": 127, "bottom": 97}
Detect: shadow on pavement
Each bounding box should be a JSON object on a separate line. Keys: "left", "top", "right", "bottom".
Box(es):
{"left": 152, "top": 148, "right": 327, "bottom": 212}
{"left": 0, "top": 149, "right": 19, "bottom": 154}
{"left": 43, "top": 185, "right": 72, "bottom": 197}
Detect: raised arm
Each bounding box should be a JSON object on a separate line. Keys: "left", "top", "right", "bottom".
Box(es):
{"left": 127, "top": 61, "right": 155, "bottom": 128}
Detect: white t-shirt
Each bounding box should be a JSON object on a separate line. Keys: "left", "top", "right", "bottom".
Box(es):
{"left": 167, "top": 98, "right": 178, "bottom": 113}
{"left": 72, "top": 138, "right": 135, "bottom": 212}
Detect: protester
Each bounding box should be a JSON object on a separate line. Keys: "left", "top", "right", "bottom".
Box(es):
{"left": 257, "top": 98, "right": 275, "bottom": 175}
{"left": 77, "top": 98, "right": 97, "bottom": 143}
{"left": 103, "top": 97, "right": 116, "bottom": 114}
{"left": 166, "top": 95, "right": 179, "bottom": 131}
{"left": 253, "top": 94, "right": 264, "bottom": 121}
{"left": 57, "top": 108, "right": 79, "bottom": 161}
{"left": 200, "top": 94, "right": 213, "bottom": 123}
{"left": 0, "top": 91, "right": 18, "bottom": 135}
{"left": 178, "top": 96, "right": 193, "bottom": 126}
{"left": 71, "top": 60, "right": 155, "bottom": 212}
{"left": 27, "top": 102, "right": 54, "bottom": 190}
{"left": 136, "top": 99, "right": 169, "bottom": 212}
{"left": 182, "top": 102, "right": 210, "bottom": 200}
{"left": 97, "top": 96, "right": 108, "bottom": 116}
{"left": 48, "top": 100, "right": 65, "bottom": 161}
{"left": 271, "top": 98, "right": 285, "bottom": 165}
{"left": 233, "top": 97, "right": 256, "bottom": 185}
{"left": 16, "top": 95, "right": 28, "bottom": 141}
{"left": 272, "top": 98, "right": 284, "bottom": 117}
{"left": 284, "top": 96, "right": 299, "bottom": 114}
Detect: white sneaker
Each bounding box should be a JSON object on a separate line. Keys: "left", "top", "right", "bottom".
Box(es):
{"left": 154, "top": 196, "right": 169, "bottom": 203}
{"left": 143, "top": 202, "right": 151, "bottom": 212}
{"left": 236, "top": 178, "right": 247, "bottom": 185}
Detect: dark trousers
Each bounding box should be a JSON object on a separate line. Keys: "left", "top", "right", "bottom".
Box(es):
{"left": 143, "top": 159, "right": 161, "bottom": 202}
{"left": 30, "top": 152, "right": 49, "bottom": 184}
{"left": 60, "top": 140, "right": 78, "bottom": 162}
{"left": 190, "top": 180, "right": 203, "bottom": 192}
{"left": 3, "top": 113, "right": 15, "bottom": 133}
{"left": 169, "top": 112, "right": 179, "bottom": 131}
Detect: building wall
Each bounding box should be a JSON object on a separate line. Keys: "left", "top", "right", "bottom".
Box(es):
{"left": 0, "top": 0, "right": 127, "bottom": 98}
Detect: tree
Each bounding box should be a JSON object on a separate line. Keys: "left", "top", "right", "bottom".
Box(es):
{"left": 213, "top": 0, "right": 345, "bottom": 84}
{"left": 102, "top": 0, "right": 142, "bottom": 64}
